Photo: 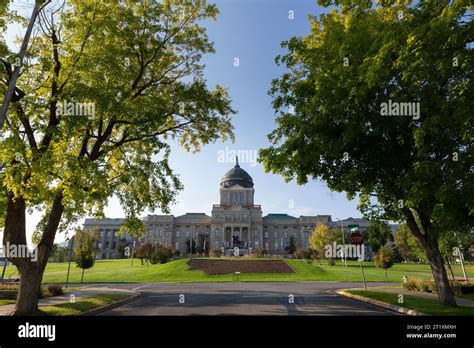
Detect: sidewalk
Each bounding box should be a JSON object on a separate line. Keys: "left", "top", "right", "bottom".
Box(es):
{"left": 0, "top": 286, "right": 137, "bottom": 315}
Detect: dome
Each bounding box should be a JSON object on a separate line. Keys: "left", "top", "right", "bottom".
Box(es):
{"left": 220, "top": 157, "right": 254, "bottom": 188}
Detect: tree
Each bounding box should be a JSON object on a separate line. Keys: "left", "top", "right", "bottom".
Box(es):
{"left": 118, "top": 217, "right": 146, "bottom": 266}
{"left": 133, "top": 242, "right": 154, "bottom": 266}
{"left": 259, "top": 0, "right": 473, "bottom": 306}
{"left": 48, "top": 244, "right": 69, "bottom": 263}
{"left": 309, "top": 224, "right": 342, "bottom": 262}
{"left": 365, "top": 221, "right": 392, "bottom": 253}
{"left": 0, "top": 0, "right": 52, "bottom": 128}
{"left": 73, "top": 228, "right": 98, "bottom": 283}
{"left": 117, "top": 238, "right": 131, "bottom": 259}
{"left": 1, "top": 0, "right": 234, "bottom": 314}
{"left": 285, "top": 236, "right": 297, "bottom": 254}
{"left": 373, "top": 246, "right": 394, "bottom": 281}
{"left": 150, "top": 243, "right": 173, "bottom": 264}
{"left": 394, "top": 224, "right": 426, "bottom": 263}
{"left": 196, "top": 233, "right": 209, "bottom": 255}
{"left": 185, "top": 239, "right": 197, "bottom": 255}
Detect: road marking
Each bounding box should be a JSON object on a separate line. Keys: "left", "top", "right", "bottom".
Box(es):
{"left": 131, "top": 285, "right": 150, "bottom": 291}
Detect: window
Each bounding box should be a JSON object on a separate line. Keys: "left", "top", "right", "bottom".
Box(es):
{"left": 176, "top": 231, "right": 180, "bottom": 238}
{"left": 239, "top": 192, "right": 244, "bottom": 204}
{"left": 264, "top": 232, "right": 269, "bottom": 238}
{"left": 175, "top": 242, "right": 179, "bottom": 250}
{"left": 98, "top": 242, "right": 102, "bottom": 249}
{"left": 230, "top": 192, "right": 235, "bottom": 204}
{"left": 284, "top": 232, "right": 288, "bottom": 238}
{"left": 215, "top": 241, "right": 219, "bottom": 248}
{"left": 274, "top": 232, "right": 278, "bottom": 238}
{"left": 105, "top": 241, "right": 110, "bottom": 249}
{"left": 214, "top": 229, "right": 219, "bottom": 237}
{"left": 102, "top": 253, "right": 106, "bottom": 259}
{"left": 186, "top": 231, "right": 190, "bottom": 237}
{"left": 112, "top": 241, "right": 117, "bottom": 249}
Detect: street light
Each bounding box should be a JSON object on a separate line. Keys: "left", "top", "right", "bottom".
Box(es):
{"left": 453, "top": 232, "right": 468, "bottom": 280}
{"left": 65, "top": 237, "right": 74, "bottom": 289}
{"left": 337, "top": 218, "right": 347, "bottom": 268}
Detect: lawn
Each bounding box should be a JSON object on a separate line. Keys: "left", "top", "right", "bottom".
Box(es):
{"left": 36, "top": 294, "right": 130, "bottom": 316}
{"left": 345, "top": 290, "right": 474, "bottom": 315}
{"left": 461, "top": 293, "right": 474, "bottom": 301}
{"left": 3, "top": 258, "right": 472, "bottom": 284}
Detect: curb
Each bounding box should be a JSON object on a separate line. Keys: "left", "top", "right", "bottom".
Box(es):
{"left": 75, "top": 293, "right": 141, "bottom": 316}
{"left": 336, "top": 290, "right": 429, "bottom": 316}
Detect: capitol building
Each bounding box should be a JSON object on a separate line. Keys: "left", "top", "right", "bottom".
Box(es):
{"left": 84, "top": 159, "right": 393, "bottom": 259}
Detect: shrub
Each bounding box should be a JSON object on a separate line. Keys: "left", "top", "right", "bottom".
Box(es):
{"left": 150, "top": 244, "right": 174, "bottom": 264}
{"left": 0, "top": 283, "right": 19, "bottom": 291}
{"left": 403, "top": 279, "right": 442, "bottom": 294}
{"left": 173, "top": 250, "right": 181, "bottom": 257}
{"left": 249, "top": 248, "right": 267, "bottom": 258}
{"left": 47, "top": 284, "right": 65, "bottom": 297}
{"left": 302, "top": 249, "right": 314, "bottom": 263}
{"left": 373, "top": 247, "right": 394, "bottom": 280}
{"left": 294, "top": 247, "right": 304, "bottom": 259}
{"left": 209, "top": 248, "right": 223, "bottom": 258}
{"left": 39, "top": 284, "right": 65, "bottom": 298}
{"left": 39, "top": 285, "right": 48, "bottom": 299}
{"left": 326, "top": 258, "right": 336, "bottom": 266}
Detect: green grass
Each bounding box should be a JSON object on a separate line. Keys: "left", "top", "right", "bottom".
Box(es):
{"left": 3, "top": 258, "right": 473, "bottom": 284}
{"left": 36, "top": 294, "right": 130, "bottom": 316}
{"left": 0, "top": 299, "right": 15, "bottom": 306}
{"left": 461, "top": 293, "right": 474, "bottom": 301}
{"left": 346, "top": 290, "right": 474, "bottom": 315}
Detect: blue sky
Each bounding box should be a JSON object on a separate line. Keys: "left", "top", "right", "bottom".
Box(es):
{"left": 6, "top": 0, "right": 365, "bottom": 244}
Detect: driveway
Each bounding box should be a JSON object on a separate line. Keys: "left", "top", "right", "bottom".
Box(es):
{"left": 91, "top": 281, "right": 399, "bottom": 316}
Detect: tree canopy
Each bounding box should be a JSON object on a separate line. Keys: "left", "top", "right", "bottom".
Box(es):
{"left": 0, "top": 0, "right": 234, "bottom": 314}
{"left": 259, "top": 0, "right": 473, "bottom": 306}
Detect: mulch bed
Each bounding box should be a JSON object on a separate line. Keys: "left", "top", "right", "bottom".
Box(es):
{"left": 187, "top": 259, "right": 295, "bottom": 275}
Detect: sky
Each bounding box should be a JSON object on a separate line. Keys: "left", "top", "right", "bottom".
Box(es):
{"left": 5, "top": 0, "right": 365, "bottom": 245}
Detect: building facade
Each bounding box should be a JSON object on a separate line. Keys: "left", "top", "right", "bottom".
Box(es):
{"left": 83, "top": 159, "right": 396, "bottom": 259}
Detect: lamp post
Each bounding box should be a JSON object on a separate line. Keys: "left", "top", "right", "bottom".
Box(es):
{"left": 65, "top": 237, "right": 74, "bottom": 289}
{"left": 337, "top": 218, "right": 347, "bottom": 268}
{"left": 453, "top": 232, "right": 468, "bottom": 281}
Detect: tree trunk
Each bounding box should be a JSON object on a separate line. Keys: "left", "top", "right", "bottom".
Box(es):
{"left": 81, "top": 268, "right": 85, "bottom": 283}
{"left": 3, "top": 191, "right": 64, "bottom": 315}
{"left": 384, "top": 269, "right": 388, "bottom": 281}
{"left": 445, "top": 255, "right": 456, "bottom": 280}
{"left": 425, "top": 244, "right": 457, "bottom": 306}
{"left": 15, "top": 263, "right": 44, "bottom": 315}
{"left": 403, "top": 208, "right": 457, "bottom": 307}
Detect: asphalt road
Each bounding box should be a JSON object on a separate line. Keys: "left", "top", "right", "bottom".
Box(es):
{"left": 91, "top": 282, "right": 399, "bottom": 316}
